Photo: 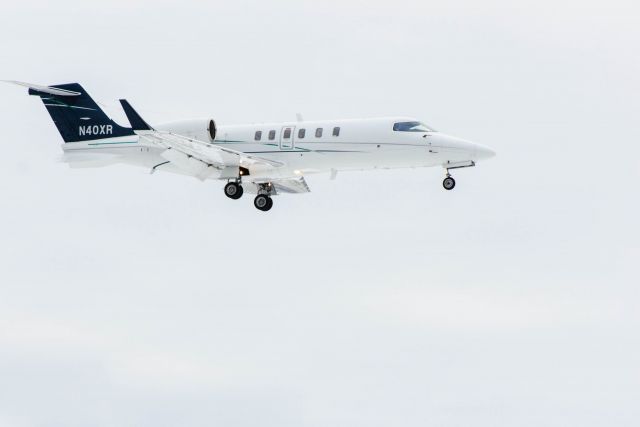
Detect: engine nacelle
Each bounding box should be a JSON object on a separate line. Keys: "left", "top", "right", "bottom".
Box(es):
{"left": 208, "top": 119, "right": 217, "bottom": 141}
{"left": 155, "top": 119, "right": 217, "bottom": 142}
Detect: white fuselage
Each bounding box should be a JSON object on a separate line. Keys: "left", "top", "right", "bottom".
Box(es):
{"left": 61, "top": 116, "right": 495, "bottom": 180}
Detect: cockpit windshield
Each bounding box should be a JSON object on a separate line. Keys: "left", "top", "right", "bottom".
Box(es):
{"left": 393, "top": 121, "right": 435, "bottom": 132}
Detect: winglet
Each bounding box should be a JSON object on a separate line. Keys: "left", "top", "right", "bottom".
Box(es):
{"left": 119, "top": 99, "right": 154, "bottom": 131}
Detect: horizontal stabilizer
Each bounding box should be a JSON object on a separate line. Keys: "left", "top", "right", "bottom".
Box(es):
{"left": 3, "top": 80, "right": 81, "bottom": 96}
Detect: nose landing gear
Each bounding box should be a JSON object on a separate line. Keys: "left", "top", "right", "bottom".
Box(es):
{"left": 442, "top": 174, "right": 456, "bottom": 191}
{"left": 441, "top": 161, "right": 475, "bottom": 191}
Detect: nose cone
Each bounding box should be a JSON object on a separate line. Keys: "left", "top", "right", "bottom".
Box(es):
{"left": 474, "top": 143, "right": 496, "bottom": 161}
{"left": 433, "top": 133, "right": 496, "bottom": 162}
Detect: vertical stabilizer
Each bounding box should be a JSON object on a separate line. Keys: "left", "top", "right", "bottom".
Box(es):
{"left": 8, "top": 81, "right": 135, "bottom": 142}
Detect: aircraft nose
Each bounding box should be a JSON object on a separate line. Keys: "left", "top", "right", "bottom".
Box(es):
{"left": 474, "top": 143, "right": 496, "bottom": 160}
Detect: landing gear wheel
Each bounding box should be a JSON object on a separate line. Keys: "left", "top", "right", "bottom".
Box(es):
{"left": 443, "top": 176, "right": 456, "bottom": 191}
{"left": 224, "top": 182, "right": 243, "bottom": 199}
{"left": 254, "top": 194, "right": 273, "bottom": 211}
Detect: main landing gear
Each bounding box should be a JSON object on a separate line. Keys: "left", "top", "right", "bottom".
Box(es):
{"left": 224, "top": 181, "right": 243, "bottom": 199}
{"left": 254, "top": 194, "right": 273, "bottom": 211}
{"left": 223, "top": 180, "right": 274, "bottom": 211}
{"left": 254, "top": 183, "right": 274, "bottom": 212}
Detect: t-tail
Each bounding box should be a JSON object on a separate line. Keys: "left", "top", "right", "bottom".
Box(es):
{"left": 5, "top": 81, "right": 135, "bottom": 142}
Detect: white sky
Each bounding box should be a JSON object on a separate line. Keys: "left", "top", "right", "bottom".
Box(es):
{"left": 1, "top": 1, "right": 639, "bottom": 426}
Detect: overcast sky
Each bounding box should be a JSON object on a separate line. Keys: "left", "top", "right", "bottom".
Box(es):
{"left": 1, "top": 0, "right": 639, "bottom": 426}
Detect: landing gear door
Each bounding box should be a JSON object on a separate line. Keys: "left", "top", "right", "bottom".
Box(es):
{"left": 280, "top": 126, "right": 295, "bottom": 150}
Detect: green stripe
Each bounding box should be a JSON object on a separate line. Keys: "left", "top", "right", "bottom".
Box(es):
{"left": 87, "top": 141, "right": 138, "bottom": 146}
{"left": 217, "top": 141, "right": 311, "bottom": 152}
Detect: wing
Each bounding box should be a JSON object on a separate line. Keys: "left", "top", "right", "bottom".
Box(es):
{"left": 137, "top": 130, "right": 284, "bottom": 181}
{"left": 271, "top": 176, "right": 311, "bottom": 194}
{"left": 138, "top": 131, "right": 310, "bottom": 194}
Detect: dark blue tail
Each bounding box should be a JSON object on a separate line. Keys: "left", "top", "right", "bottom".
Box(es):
{"left": 28, "top": 83, "right": 135, "bottom": 143}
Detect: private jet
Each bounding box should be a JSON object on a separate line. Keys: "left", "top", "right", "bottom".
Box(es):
{"left": 7, "top": 81, "right": 495, "bottom": 211}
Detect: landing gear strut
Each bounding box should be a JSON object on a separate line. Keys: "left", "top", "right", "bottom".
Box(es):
{"left": 254, "top": 183, "right": 274, "bottom": 211}
{"left": 224, "top": 181, "right": 243, "bottom": 199}
{"left": 441, "top": 161, "right": 475, "bottom": 191}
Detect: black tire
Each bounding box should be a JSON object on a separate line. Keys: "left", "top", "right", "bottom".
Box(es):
{"left": 264, "top": 197, "right": 273, "bottom": 211}
{"left": 254, "top": 194, "right": 271, "bottom": 211}
{"left": 443, "top": 176, "right": 456, "bottom": 191}
{"left": 224, "top": 182, "right": 243, "bottom": 199}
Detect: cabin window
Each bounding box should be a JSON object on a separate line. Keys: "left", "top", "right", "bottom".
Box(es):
{"left": 268, "top": 130, "right": 276, "bottom": 140}
{"left": 332, "top": 126, "right": 340, "bottom": 137}
{"left": 315, "top": 128, "right": 323, "bottom": 138}
{"left": 393, "top": 121, "right": 434, "bottom": 132}
{"left": 283, "top": 128, "right": 292, "bottom": 139}
{"left": 298, "top": 128, "right": 306, "bottom": 139}
{"left": 254, "top": 130, "right": 262, "bottom": 141}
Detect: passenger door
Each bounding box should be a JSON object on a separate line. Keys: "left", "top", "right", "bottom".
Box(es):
{"left": 280, "top": 126, "right": 295, "bottom": 150}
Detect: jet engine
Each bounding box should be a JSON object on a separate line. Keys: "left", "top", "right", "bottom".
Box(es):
{"left": 155, "top": 119, "right": 217, "bottom": 142}
{"left": 207, "top": 119, "right": 217, "bottom": 141}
